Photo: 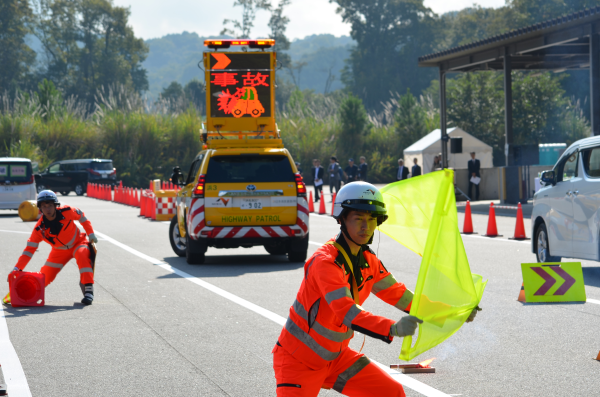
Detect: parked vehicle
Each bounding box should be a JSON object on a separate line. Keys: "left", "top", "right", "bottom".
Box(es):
{"left": 0, "top": 157, "right": 37, "bottom": 210}
{"left": 35, "top": 159, "right": 116, "bottom": 196}
{"left": 532, "top": 136, "right": 600, "bottom": 262}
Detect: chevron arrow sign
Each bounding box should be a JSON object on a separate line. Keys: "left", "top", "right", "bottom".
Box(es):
{"left": 521, "top": 262, "right": 586, "bottom": 303}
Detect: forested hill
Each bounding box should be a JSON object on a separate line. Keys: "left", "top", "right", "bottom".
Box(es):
{"left": 143, "top": 33, "right": 354, "bottom": 98}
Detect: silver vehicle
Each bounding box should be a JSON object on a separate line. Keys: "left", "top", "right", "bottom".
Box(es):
{"left": 532, "top": 136, "right": 600, "bottom": 262}
{"left": 0, "top": 157, "right": 37, "bottom": 210}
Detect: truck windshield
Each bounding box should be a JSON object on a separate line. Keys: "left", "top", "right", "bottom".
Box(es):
{"left": 91, "top": 162, "right": 113, "bottom": 171}
{"left": 206, "top": 155, "right": 294, "bottom": 183}
{"left": 0, "top": 162, "right": 32, "bottom": 183}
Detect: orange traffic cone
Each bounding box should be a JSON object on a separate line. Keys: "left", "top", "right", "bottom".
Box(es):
{"left": 517, "top": 283, "right": 526, "bottom": 302}
{"left": 151, "top": 195, "right": 156, "bottom": 220}
{"left": 462, "top": 201, "right": 476, "bottom": 234}
{"left": 308, "top": 191, "right": 315, "bottom": 213}
{"left": 596, "top": 351, "right": 600, "bottom": 361}
{"left": 483, "top": 203, "right": 502, "bottom": 237}
{"left": 331, "top": 193, "right": 336, "bottom": 216}
{"left": 318, "top": 194, "right": 326, "bottom": 215}
{"left": 509, "top": 203, "right": 530, "bottom": 240}
{"left": 2, "top": 292, "right": 10, "bottom": 305}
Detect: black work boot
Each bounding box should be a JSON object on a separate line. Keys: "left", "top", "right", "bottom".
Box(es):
{"left": 81, "top": 283, "right": 94, "bottom": 305}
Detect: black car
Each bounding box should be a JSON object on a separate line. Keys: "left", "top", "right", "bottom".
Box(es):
{"left": 35, "top": 159, "right": 117, "bottom": 196}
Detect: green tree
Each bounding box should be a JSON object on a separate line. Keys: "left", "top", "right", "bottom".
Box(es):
{"left": 268, "top": 0, "right": 291, "bottom": 67}
{"left": 338, "top": 94, "right": 369, "bottom": 159}
{"left": 0, "top": 0, "right": 36, "bottom": 94}
{"left": 221, "top": 0, "right": 271, "bottom": 38}
{"left": 36, "top": 79, "right": 64, "bottom": 120}
{"left": 394, "top": 89, "right": 428, "bottom": 153}
{"left": 184, "top": 79, "right": 206, "bottom": 110}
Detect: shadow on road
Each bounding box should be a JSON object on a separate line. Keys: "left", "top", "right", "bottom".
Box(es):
{"left": 0, "top": 213, "right": 20, "bottom": 218}
{"left": 582, "top": 267, "right": 600, "bottom": 288}
{"left": 159, "top": 254, "right": 304, "bottom": 279}
{"left": 2, "top": 303, "right": 85, "bottom": 318}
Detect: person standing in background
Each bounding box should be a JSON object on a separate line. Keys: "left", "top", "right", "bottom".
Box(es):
{"left": 431, "top": 155, "right": 442, "bottom": 172}
{"left": 345, "top": 158, "right": 359, "bottom": 183}
{"left": 359, "top": 156, "right": 368, "bottom": 182}
{"left": 411, "top": 158, "right": 421, "bottom": 177}
{"left": 295, "top": 161, "right": 303, "bottom": 176}
{"left": 312, "top": 159, "right": 324, "bottom": 202}
{"left": 397, "top": 159, "right": 409, "bottom": 181}
{"left": 468, "top": 152, "right": 481, "bottom": 201}
{"left": 328, "top": 156, "right": 341, "bottom": 200}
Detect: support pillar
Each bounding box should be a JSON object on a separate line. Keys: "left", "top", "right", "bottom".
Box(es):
{"left": 504, "top": 48, "right": 514, "bottom": 166}
{"left": 439, "top": 68, "right": 448, "bottom": 169}
{"left": 591, "top": 33, "right": 600, "bottom": 136}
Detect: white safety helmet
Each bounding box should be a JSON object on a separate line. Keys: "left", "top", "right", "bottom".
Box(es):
{"left": 333, "top": 182, "right": 388, "bottom": 225}
{"left": 37, "top": 190, "right": 60, "bottom": 207}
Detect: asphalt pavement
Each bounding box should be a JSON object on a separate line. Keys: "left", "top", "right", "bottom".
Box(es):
{"left": 0, "top": 195, "right": 599, "bottom": 396}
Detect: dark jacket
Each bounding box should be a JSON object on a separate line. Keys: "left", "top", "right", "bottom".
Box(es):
{"left": 468, "top": 159, "right": 481, "bottom": 177}
{"left": 359, "top": 163, "right": 368, "bottom": 181}
{"left": 345, "top": 164, "right": 359, "bottom": 182}
{"left": 312, "top": 166, "right": 324, "bottom": 185}
{"left": 397, "top": 165, "right": 409, "bottom": 181}
{"left": 411, "top": 164, "right": 421, "bottom": 177}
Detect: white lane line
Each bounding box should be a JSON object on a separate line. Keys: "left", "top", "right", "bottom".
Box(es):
{"left": 0, "top": 304, "right": 32, "bottom": 397}
{"left": 588, "top": 299, "right": 600, "bottom": 305}
{"left": 94, "top": 230, "right": 450, "bottom": 397}
{"left": 309, "top": 241, "right": 321, "bottom": 246}
{"left": 0, "top": 230, "right": 30, "bottom": 234}
{"left": 461, "top": 234, "right": 530, "bottom": 245}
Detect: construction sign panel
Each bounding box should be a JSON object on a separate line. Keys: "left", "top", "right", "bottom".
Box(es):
{"left": 204, "top": 52, "right": 275, "bottom": 132}
{"left": 521, "top": 262, "right": 586, "bottom": 303}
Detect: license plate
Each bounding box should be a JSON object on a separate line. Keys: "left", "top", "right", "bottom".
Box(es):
{"left": 240, "top": 198, "right": 262, "bottom": 210}
{"left": 2, "top": 186, "right": 14, "bottom": 191}
{"left": 101, "top": 174, "right": 107, "bottom": 178}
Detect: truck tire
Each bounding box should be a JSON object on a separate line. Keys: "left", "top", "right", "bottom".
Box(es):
{"left": 535, "top": 223, "right": 561, "bottom": 263}
{"left": 186, "top": 234, "right": 207, "bottom": 265}
{"left": 288, "top": 233, "right": 309, "bottom": 263}
{"left": 169, "top": 216, "right": 186, "bottom": 257}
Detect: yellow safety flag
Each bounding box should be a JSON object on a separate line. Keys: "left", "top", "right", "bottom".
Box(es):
{"left": 379, "top": 169, "right": 487, "bottom": 361}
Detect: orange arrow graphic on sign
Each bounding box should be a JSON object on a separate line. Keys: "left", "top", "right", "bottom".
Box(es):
{"left": 211, "top": 53, "right": 231, "bottom": 70}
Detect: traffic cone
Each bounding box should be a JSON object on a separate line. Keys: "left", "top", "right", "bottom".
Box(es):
{"left": 2, "top": 292, "right": 10, "bottom": 305}
{"left": 318, "top": 194, "right": 326, "bottom": 215}
{"left": 151, "top": 195, "right": 156, "bottom": 220}
{"left": 517, "top": 283, "right": 526, "bottom": 302}
{"left": 331, "top": 193, "right": 336, "bottom": 216}
{"left": 509, "top": 203, "right": 530, "bottom": 240}
{"left": 483, "top": 203, "right": 502, "bottom": 237}
{"left": 462, "top": 201, "right": 476, "bottom": 234}
{"left": 308, "top": 191, "right": 315, "bottom": 213}
{"left": 596, "top": 350, "right": 600, "bottom": 361}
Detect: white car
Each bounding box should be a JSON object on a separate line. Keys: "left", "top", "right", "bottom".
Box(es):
{"left": 532, "top": 136, "right": 600, "bottom": 262}
{"left": 0, "top": 157, "right": 37, "bottom": 210}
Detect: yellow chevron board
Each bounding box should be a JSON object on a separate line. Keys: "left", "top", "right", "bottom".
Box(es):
{"left": 521, "top": 262, "right": 586, "bottom": 303}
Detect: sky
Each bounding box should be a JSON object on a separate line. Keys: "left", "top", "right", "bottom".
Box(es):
{"left": 112, "top": 0, "right": 507, "bottom": 41}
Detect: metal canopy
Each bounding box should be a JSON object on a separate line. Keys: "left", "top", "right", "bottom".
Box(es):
{"left": 418, "top": 6, "right": 600, "bottom": 168}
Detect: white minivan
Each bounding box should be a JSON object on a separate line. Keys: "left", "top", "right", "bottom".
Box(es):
{"left": 532, "top": 136, "right": 600, "bottom": 262}
{"left": 0, "top": 157, "right": 37, "bottom": 210}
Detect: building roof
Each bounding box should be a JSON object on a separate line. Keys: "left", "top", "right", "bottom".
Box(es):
{"left": 419, "top": 6, "right": 600, "bottom": 72}
{"left": 404, "top": 127, "right": 492, "bottom": 153}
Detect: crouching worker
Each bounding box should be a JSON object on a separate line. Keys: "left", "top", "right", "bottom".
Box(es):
{"left": 4, "top": 190, "right": 98, "bottom": 305}
{"left": 273, "top": 182, "right": 478, "bottom": 396}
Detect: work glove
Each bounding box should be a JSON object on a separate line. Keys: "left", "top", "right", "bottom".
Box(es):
{"left": 88, "top": 233, "right": 98, "bottom": 244}
{"left": 390, "top": 315, "right": 423, "bottom": 337}
{"left": 7, "top": 267, "right": 21, "bottom": 283}
{"left": 466, "top": 306, "right": 482, "bottom": 323}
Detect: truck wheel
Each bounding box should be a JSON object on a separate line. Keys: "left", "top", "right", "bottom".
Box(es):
{"left": 75, "top": 184, "right": 85, "bottom": 196}
{"left": 186, "top": 234, "right": 206, "bottom": 265}
{"left": 169, "top": 216, "right": 186, "bottom": 257}
{"left": 535, "top": 223, "right": 561, "bottom": 263}
{"left": 288, "top": 233, "right": 309, "bottom": 263}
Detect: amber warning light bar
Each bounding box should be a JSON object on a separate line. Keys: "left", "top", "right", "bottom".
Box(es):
{"left": 204, "top": 39, "right": 275, "bottom": 50}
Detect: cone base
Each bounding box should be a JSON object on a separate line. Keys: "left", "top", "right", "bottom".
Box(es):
{"left": 460, "top": 232, "right": 478, "bottom": 235}
{"left": 508, "top": 237, "right": 531, "bottom": 240}
{"left": 483, "top": 234, "right": 504, "bottom": 237}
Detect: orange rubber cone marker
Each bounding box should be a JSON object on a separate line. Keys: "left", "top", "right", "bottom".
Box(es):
{"left": 484, "top": 202, "right": 501, "bottom": 237}
{"left": 517, "top": 283, "right": 526, "bottom": 302}
{"left": 308, "top": 191, "right": 315, "bottom": 213}
{"left": 596, "top": 351, "right": 600, "bottom": 361}
{"left": 318, "top": 194, "right": 326, "bottom": 215}
{"left": 462, "top": 201, "right": 475, "bottom": 234}
{"left": 2, "top": 292, "right": 10, "bottom": 305}
{"left": 510, "top": 203, "right": 530, "bottom": 240}
{"left": 331, "top": 193, "right": 336, "bottom": 216}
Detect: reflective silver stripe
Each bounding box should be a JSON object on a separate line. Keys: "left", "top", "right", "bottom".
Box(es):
{"left": 63, "top": 230, "right": 78, "bottom": 248}
{"left": 79, "top": 267, "right": 93, "bottom": 274}
{"left": 75, "top": 244, "right": 88, "bottom": 251}
{"left": 371, "top": 274, "right": 398, "bottom": 295}
{"left": 342, "top": 305, "right": 363, "bottom": 328}
{"left": 332, "top": 356, "right": 371, "bottom": 392}
{"left": 304, "top": 255, "right": 319, "bottom": 279}
{"left": 26, "top": 242, "right": 39, "bottom": 248}
{"left": 80, "top": 216, "right": 88, "bottom": 223}
{"left": 292, "top": 300, "right": 353, "bottom": 343}
{"left": 22, "top": 251, "right": 33, "bottom": 258}
{"left": 284, "top": 317, "right": 340, "bottom": 362}
{"left": 44, "top": 262, "right": 64, "bottom": 269}
{"left": 325, "top": 287, "right": 352, "bottom": 305}
{"left": 395, "top": 289, "right": 414, "bottom": 311}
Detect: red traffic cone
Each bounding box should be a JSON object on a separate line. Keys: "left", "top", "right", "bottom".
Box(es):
{"left": 596, "top": 351, "right": 600, "bottom": 361}
{"left": 308, "top": 191, "right": 315, "bottom": 213}
{"left": 483, "top": 202, "right": 502, "bottom": 237}
{"left": 509, "top": 203, "right": 530, "bottom": 240}
{"left": 517, "top": 283, "right": 526, "bottom": 302}
{"left": 462, "top": 201, "right": 476, "bottom": 234}
{"left": 318, "top": 194, "right": 326, "bottom": 215}
{"left": 331, "top": 193, "right": 336, "bottom": 216}
{"left": 151, "top": 194, "right": 156, "bottom": 220}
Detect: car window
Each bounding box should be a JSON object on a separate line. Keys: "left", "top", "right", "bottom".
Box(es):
{"left": 76, "top": 163, "right": 89, "bottom": 171}
{"left": 582, "top": 147, "right": 600, "bottom": 177}
{"left": 62, "top": 163, "right": 75, "bottom": 171}
{"left": 91, "top": 161, "right": 113, "bottom": 170}
{"left": 560, "top": 152, "right": 579, "bottom": 182}
{"left": 186, "top": 160, "right": 200, "bottom": 185}
{"left": 48, "top": 164, "right": 61, "bottom": 173}
{"left": 206, "top": 155, "right": 295, "bottom": 183}
{"left": 0, "top": 162, "right": 32, "bottom": 182}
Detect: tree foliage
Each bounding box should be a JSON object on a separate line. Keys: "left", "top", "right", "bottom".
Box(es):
{"left": 394, "top": 89, "right": 428, "bottom": 154}
{"left": 221, "top": 0, "right": 272, "bottom": 38}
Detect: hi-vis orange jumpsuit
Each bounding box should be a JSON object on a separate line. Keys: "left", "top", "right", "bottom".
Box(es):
{"left": 273, "top": 234, "right": 413, "bottom": 396}
{"left": 15, "top": 206, "right": 95, "bottom": 286}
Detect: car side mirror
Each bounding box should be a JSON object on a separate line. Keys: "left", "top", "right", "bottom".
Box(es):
{"left": 170, "top": 166, "right": 184, "bottom": 186}
{"left": 541, "top": 170, "right": 555, "bottom": 186}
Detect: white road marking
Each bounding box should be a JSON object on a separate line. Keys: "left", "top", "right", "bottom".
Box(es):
{"left": 0, "top": 230, "right": 30, "bottom": 234}
{"left": 94, "top": 230, "right": 451, "bottom": 397}
{"left": 460, "top": 234, "right": 530, "bottom": 245}
{"left": 588, "top": 299, "right": 600, "bottom": 305}
{"left": 309, "top": 241, "right": 322, "bottom": 246}
{"left": 0, "top": 304, "right": 32, "bottom": 397}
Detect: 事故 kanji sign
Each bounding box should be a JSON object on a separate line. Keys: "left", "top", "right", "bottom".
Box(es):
{"left": 521, "top": 262, "right": 586, "bottom": 303}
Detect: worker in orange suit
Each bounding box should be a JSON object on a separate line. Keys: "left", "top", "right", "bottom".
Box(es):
{"left": 273, "top": 182, "right": 479, "bottom": 396}
{"left": 5, "top": 190, "right": 98, "bottom": 305}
